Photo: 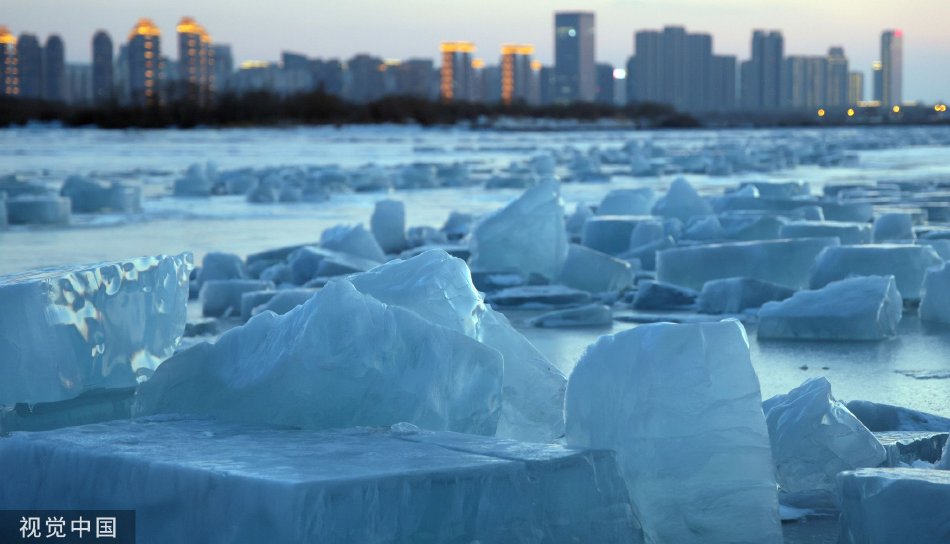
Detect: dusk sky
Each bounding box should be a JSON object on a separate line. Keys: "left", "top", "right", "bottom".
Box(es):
{"left": 5, "top": 0, "right": 949, "bottom": 102}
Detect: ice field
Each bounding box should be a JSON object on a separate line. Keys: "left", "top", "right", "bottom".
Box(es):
{"left": 3, "top": 124, "right": 950, "bottom": 543}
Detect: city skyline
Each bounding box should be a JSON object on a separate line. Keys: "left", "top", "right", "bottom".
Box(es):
{"left": 2, "top": 0, "right": 948, "bottom": 102}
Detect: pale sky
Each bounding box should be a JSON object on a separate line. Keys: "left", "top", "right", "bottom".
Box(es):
{"left": 5, "top": 0, "right": 949, "bottom": 102}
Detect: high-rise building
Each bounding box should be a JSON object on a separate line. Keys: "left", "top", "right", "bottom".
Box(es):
{"left": 500, "top": 44, "right": 534, "bottom": 105}
{"left": 392, "top": 58, "right": 434, "bottom": 99}
{"left": 92, "top": 30, "right": 114, "bottom": 103}
{"left": 538, "top": 66, "right": 556, "bottom": 105}
{"left": 848, "top": 71, "right": 864, "bottom": 104}
{"left": 212, "top": 44, "right": 233, "bottom": 92}
{"left": 595, "top": 63, "right": 614, "bottom": 105}
{"left": 881, "top": 30, "right": 903, "bottom": 108}
{"left": 43, "top": 35, "right": 65, "bottom": 102}
{"left": 871, "top": 61, "right": 883, "bottom": 102}
{"left": 0, "top": 26, "right": 17, "bottom": 97}
{"left": 825, "top": 47, "right": 849, "bottom": 107}
{"left": 345, "top": 54, "right": 386, "bottom": 103}
{"left": 628, "top": 26, "right": 732, "bottom": 112}
{"left": 741, "top": 30, "right": 783, "bottom": 110}
{"left": 177, "top": 17, "right": 213, "bottom": 104}
{"left": 127, "top": 18, "right": 161, "bottom": 106}
{"left": 439, "top": 41, "right": 475, "bottom": 102}
{"left": 554, "top": 11, "right": 595, "bottom": 103}
{"left": 311, "top": 58, "right": 343, "bottom": 96}
{"left": 65, "top": 63, "right": 92, "bottom": 104}
{"left": 16, "top": 33, "right": 42, "bottom": 99}
{"left": 710, "top": 55, "right": 737, "bottom": 111}
{"left": 782, "top": 56, "right": 827, "bottom": 110}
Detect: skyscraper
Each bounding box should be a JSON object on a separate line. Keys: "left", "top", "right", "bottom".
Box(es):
{"left": 65, "top": 63, "right": 92, "bottom": 104}
{"left": 439, "top": 41, "right": 475, "bottom": 102}
{"left": 742, "top": 30, "right": 783, "bottom": 110}
{"left": 628, "top": 26, "right": 732, "bottom": 112}
{"left": 881, "top": 30, "right": 903, "bottom": 108}
{"left": 127, "top": 18, "right": 161, "bottom": 106}
{"left": 177, "top": 17, "right": 213, "bottom": 104}
{"left": 211, "top": 44, "right": 233, "bottom": 92}
{"left": 345, "top": 54, "right": 386, "bottom": 103}
{"left": 825, "top": 47, "right": 849, "bottom": 108}
{"left": 0, "top": 26, "right": 16, "bottom": 97}
{"left": 871, "top": 61, "right": 883, "bottom": 102}
{"left": 92, "top": 30, "right": 114, "bottom": 103}
{"left": 16, "top": 33, "right": 41, "bottom": 99}
{"left": 848, "top": 71, "right": 864, "bottom": 105}
{"left": 595, "top": 63, "right": 614, "bottom": 105}
{"left": 554, "top": 11, "right": 595, "bottom": 103}
{"left": 43, "top": 35, "right": 65, "bottom": 102}
{"left": 782, "top": 56, "right": 827, "bottom": 110}
{"left": 500, "top": 44, "right": 534, "bottom": 105}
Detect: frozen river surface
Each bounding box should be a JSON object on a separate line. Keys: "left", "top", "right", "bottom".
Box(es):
{"left": 2, "top": 125, "right": 950, "bottom": 416}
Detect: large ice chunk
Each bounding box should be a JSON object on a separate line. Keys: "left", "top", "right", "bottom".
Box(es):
{"left": 651, "top": 177, "right": 713, "bottom": 221}
{"left": 370, "top": 199, "right": 408, "bottom": 254}
{"left": 846, "top": 400, "right": 950, "bottom": 432}
{"left": 696, "top": 277, "right": 795, "bottom": 314}
{"left": 558, "top": 244, "right": 633, "bottom": 293}
{"left": 200, "top": 279, "right": 274, "bottom": 317}
{"left": 757, "top": 276, "right": 902, "bottom": 341}
{"left": 0, "top": 416, "right": 640, "bottom": 544}
{"left": 631, "top": 280, "right": 697, "bottom": 310}
{"left": 529, "top": 304, "right": 612, "bottom": 328}
{"left": 137, "top": 279, "right": 503, "bottom": 435}
{"left": 656, "top": 237, "right": 839, "bottom": 290}
{"left": 809, "top": 244, "right": 941, "bottom": 301}
{"left": 919, "top": 262, "right": 950, "bottom": 324}
{"left": 469, "top": 180, "right": 568, "bottom": 280}
{"left": 320, "top": 224, "right": 387, "bottom": 263}
{"left": 779, "top": 220, "right": 872, "bottom": 245}
{"left": 582, "top": 215, "right": 652, "bottom": 255}
{"left": 6, "top": 195, "right": 71, "bottom": 225}
{"left": 349, "top": 250, "right": 567, "bottom": 442}
{"left": 872, "top": 212, "right": 916, "bottom": 242}
{"left": 0, "top": 253, "right": 192, "bottom": 405}
{"left": 596, "top": 188, "right": 655, "bottom": 215}
{"left": 565, "top": 320, "right": 782, "bottom": 544}
{"left": 874, "top": 431, "right": 949, "bottom": 466}
{"left": 763, "top": 378, "right": 886, "bottom": 506}
{"left": 195, "top": 252, "right": 247, "bottom": 289}
{"left": 837, "top": 468, "right": 950, "bottom": 544}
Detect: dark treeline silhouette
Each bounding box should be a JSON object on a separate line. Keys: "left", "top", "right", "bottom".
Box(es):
{"left": 0, "top": 91, "right": 699, "bottom": 129}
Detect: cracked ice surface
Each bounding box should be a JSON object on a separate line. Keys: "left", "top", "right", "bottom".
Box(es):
{"left": 0, "top": 253, "right": 192, "bottom": 405}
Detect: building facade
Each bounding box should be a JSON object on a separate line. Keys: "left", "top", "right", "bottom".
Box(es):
{"left": 439, "top": 41, "right": 475, "bottom": 102}
{"left": 92, "top": 30, "right": 113, "bottom": 103}
{"left": 825, "top": 47, "right": 849, "bottom": 107}
{"left": 43, "top": 34, "right": 66, "bottom": 102}
{"left": 177, "top": 17, "right": 213, "bottom": 104}
{"left": 553, "top": 12, "right": 595, "bottom": 103}
{"left": 741, "top": 30, "right": 784, "bottom": 110}
{"left": 880, "top": 30, "right": 903, "bottom": 108}
{"left": 500, "top": 44, "right": 534, "bottom": 105}
{"left": 127, "top": 18, "right": 161, "bottom": 106}
{"left": 848, "top": 71, "right": 864, "bottom": 105}
{"left": 0, "top": 27, "right": 16, "bottom": 97}
{"left": 16, "top": 33, "right": 42, "bottom": 99}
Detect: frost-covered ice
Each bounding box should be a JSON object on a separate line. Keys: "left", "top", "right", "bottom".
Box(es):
{"left": 837, "top": 468, "right": 950, "bottom": 544}
{"left": 0, "top": 416, "right": 639, "bottom": 544}
{"left": 137, "top": 279, "right": 503, "bottom": 435}
{"left": 529, "top": 304, "right": 613, "bottom": 328}
{"left": 809, "top": 244, "right": 942, "bottom": 301}
{"left": 763, "top": 378, "right": 886, "bottom": 507}
{"left": 656, "top": 237, "right": 839, "bottom": 290}
{"left": 469, "top": 181, "right": 567, "bottom": 280}
{"left": 565, "top": 320, "right": 782, "bottom": 544}
{"left": 846, "top": 400, "right": 950, "bottom": 432}
{"left": 696, "top": 277, "right": 795, "bottom": 314}
{"left": 757, "top": 276, "right": 902, "bottom": 341}
{"left": 0, "top": 253, "right": 191, "bottom": 405}
{"left": 558, "top": 244, "right": 633, "bottom": 294}
{"left": 919, "top": 262, "right": 950, "bottom": 324}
